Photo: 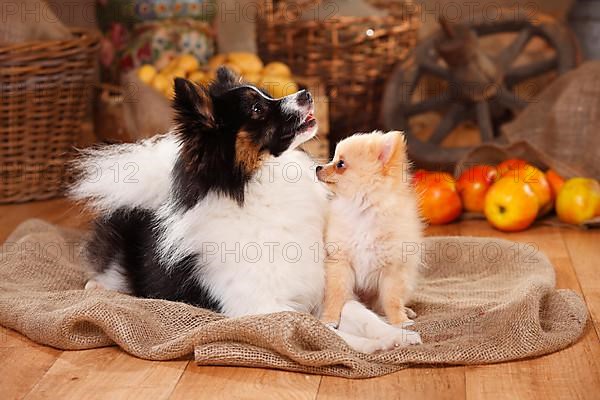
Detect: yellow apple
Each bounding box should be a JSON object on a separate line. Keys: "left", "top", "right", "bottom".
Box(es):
{"left": 501, "top": 164, "right": 552, "bottom": 216}
{"left": 137, "top": 64, "right": 157, "bottom": 84}
{"left": 556, "top": 178, "right": 600, "bottom": 225}
{"left": 484, "top": 176, "right": 539, "bottom": 232}
{"left": 208, "top": 53, "right": 228, "bottom": 70}
{"left": 227, "top": 52, "right": 263, "bottom": 74}
{"left": 188, "top": 71, "right": 210, "bottom": 85}
{"left": 262, "top": 61, "right": 292, "bottom": 78}
{"left": 177, "top": 54, "right": 199, "bottom": 73}
{"left": 151, "top": 74, "right": 170, "bottom": 93}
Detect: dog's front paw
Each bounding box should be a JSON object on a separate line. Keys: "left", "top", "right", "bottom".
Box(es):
{"left": 84, "top": 280, "right": 105, "bottom": 290}
{"left": 405, "top": 306, "right": 417, "bottom": 319}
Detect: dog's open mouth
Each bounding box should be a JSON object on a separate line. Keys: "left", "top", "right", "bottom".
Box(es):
{"left": 298, "top": 112, "right": 316, "bottom": 131}
{"left": 288, "top": 109, "right": 318, "bottom": 150}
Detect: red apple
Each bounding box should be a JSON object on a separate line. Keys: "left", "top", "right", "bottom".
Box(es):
{"left": 456, "top": 165, "right": 497, "bottom": 213}
{"left": 545, "top": 169, "right": 565, "bottom": 199}
{"left": 412, "top": 169, "right": 429, "bottom": 186}
{"left": 413, "top": 170, "right": 456, "bottom": 192}
{"left": 496, "top": 158, "right": 528, "bottom": 177}
{"left": 417, "top": 182, "right": 462, "bottom": 225}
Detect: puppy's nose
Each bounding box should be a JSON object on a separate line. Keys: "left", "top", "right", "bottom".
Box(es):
{"left": 296, "top": 90, "right": 313, "bottom": 106}
{"left": 316, "top": 165, "right": 323, "bottom": 173}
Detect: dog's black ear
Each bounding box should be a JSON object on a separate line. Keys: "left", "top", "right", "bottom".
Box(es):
{"left": 173, "top": 77, "right": 215, "bottom": 133}
{"left": 216, "top": 66, "right": 238, "bottom": 86}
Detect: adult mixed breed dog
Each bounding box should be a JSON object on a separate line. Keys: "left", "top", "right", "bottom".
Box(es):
{"left": 71, "top": 67, "right": 422, "bottom": 352}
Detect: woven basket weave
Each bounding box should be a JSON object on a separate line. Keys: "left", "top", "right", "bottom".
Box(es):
{"left": 256, "top": 0, "right": 420, "bottom": 154}
{"left": 0, "top": 29, "right": 99, "bottom": 203}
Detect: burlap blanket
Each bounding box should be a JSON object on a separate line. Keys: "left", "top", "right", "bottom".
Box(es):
{"left": 0, "top": 219, "right": 588, "bottom": 378}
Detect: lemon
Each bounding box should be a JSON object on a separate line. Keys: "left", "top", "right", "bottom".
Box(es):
{"left": 221, "top": 62, "right": 242, "bottom": 76}
{"left": 262, "top": 61, "right": 291, "bottom": 78}
{"left": 162, "top": 58, "right": 180, "bottom": 73}
{"left": 177, "top": 54, "right": 199, "bottom": 73}
{"left": 152, "top": 74, "right": 170, "bottom": 93}
{"left": 243, "top": 72, "right": 261, "bottom": 84}
{"left": 137, "top": 64, "right": 157, "bottom": 84}
{"left": 189, "top": 71, "right": 210, "bottom": 85}
{"left": 208, "top": 53, "right": 228, "bottom": 70}
{"left": 260, "top": 75, "right": 298, "bottom": 98}
{"left": 164, "top": 83, "right": 175, "bottom": 100}
{"left": 228, "top": 52, "right": 263, "bottom": 74}
{"left": 279, "top": 81, "right": 299, "bottom": 97}
{"left": 171, "top": 68, "right": 187, "bottom": 78}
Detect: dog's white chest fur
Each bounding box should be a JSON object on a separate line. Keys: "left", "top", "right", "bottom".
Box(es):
{"left": 157, "top": 150, "right": 328, "bottom": 317}
{"left": 329, "top": 194, "right": 421, "bottom": 297}
{"left": 330, "top": 197, "right": 385, "bottom": 292}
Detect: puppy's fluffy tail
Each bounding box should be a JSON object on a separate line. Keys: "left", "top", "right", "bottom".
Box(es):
{"left": 69, "top": 134, "right": 180, "bottom": 213}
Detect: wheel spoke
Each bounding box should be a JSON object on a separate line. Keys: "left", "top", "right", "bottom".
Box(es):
{"left": 475, "top": 101, "right": 494, "bottom": 142}
{"left": 404, "top": 92, "right": 451, "bottom": 116}
{"left": 497, "top": 28, "right": 532, "bottom": 72}
{"left": 428, "top": 103, "right": 465, "bottom": 145}
{"left": 495, "top": 86, "right": 527, "bottom": 113}
{"left": 406, "top": 65, "right": 422, "bottom": 95}
{"left": 505, "top": 56, "right": 558, "bottom": 86}
{"left": 421, "top": 61, "right": 453, "bottom": 81}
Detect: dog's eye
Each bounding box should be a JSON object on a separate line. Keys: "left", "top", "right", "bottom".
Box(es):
{"left": 336, "top": 160, "right": 345, "bottom": 169}
{"left": 251, "top": 103, "right": 263, "bottom": 115}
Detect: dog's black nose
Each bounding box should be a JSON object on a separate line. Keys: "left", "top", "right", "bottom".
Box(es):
{"left": 297, "top": 90, "right": 313, "bottom": 106}
{"left": 316, "top": 166, "right": 323, "bottom": 172}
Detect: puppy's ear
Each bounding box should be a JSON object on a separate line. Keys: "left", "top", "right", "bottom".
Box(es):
{"left": 378, "top": 131, "right": 406, "bottom": 167}
{"left": 173, "top": 77, "right": 215, "bottom": 132}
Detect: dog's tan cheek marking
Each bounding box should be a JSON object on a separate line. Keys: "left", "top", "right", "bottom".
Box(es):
{"left": 235, "top": 130, "right": 265, "bottom": 175}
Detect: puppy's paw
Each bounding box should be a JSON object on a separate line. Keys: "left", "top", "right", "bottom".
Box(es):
{"left": 350, "top": 335, "right": 401, "bottom": 354}
{"left": 400, "top": 319, "right": 415, "bottom": 328}
{"left": 364, "top": 330, "right": 421, "bottom": 353}
{"left": 333, "top": 328, "right": 406, "bottom": 354}
{"left": 387, "top": 328, "right": 422, "bottom": 347}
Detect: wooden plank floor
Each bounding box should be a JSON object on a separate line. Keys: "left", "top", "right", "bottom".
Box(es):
{"left": 1, "top": 198, "right": 599, "bottom": 400}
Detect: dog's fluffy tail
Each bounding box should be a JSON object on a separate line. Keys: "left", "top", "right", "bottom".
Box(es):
{"left": 69, "top": 134, "right": 180, "bottom": 213}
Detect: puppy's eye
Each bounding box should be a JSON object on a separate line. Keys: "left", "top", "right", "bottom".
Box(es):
{"left": 336, "top": 160, "right": 345, "bottom": 169}
{"left": 251, "top": 103, "right": 263, "bottom": 115}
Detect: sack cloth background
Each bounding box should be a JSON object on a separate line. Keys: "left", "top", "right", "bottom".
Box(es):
{"left": 454, "top": 61, "right": 600, "bottom": 182}
{"left": 0, "top": 219, "right": 588, "bottom": 378}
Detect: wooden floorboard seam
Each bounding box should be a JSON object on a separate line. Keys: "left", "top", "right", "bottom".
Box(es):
{"left": 166, "top": 360, "right": 191, "bottom": 400}
{"left": 20, "top": 351, "right": 63, "bottom": 400}
{"left": 558, "top": 231, "right": 600, "bottom": 340}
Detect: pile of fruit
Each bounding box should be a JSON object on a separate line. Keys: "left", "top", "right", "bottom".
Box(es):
{"left": 414, "top": 159, "right": 600, "bottom": 231}
{"left": 135, "top": 52, "right": 298, "bottom": 99}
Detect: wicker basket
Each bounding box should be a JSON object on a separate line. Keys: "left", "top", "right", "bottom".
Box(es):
{"left": 256, "top": 0, "right": 420, "bottom": 154}
{"left": 0, "top": 29, "right": 100, "bottom": 203}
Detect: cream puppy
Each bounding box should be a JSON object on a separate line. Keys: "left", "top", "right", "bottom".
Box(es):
{"left": 316, "top": 131, "right": 423, "bottom": 329}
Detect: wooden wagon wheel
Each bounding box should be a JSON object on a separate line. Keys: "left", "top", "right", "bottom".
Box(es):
{"left": 381, "top": 12, "right": 578, "bottom": 171}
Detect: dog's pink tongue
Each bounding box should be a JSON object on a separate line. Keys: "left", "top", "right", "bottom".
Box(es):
{"left": 305, "top": 113, "right": 315, "bottom": 122}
